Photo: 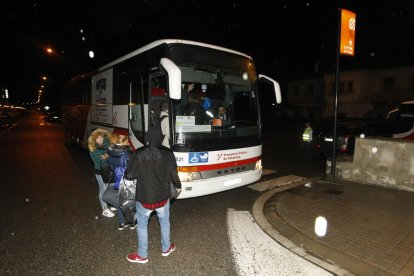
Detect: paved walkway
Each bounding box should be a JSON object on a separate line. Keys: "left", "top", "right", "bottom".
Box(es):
{"left": 254, "top": 179, "right": 414, "bottom": 275}
{"left": 227, "top": 209, "right": 332, "bottom": 275}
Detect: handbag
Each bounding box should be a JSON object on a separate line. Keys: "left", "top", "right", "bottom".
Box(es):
{"left": 102, "top": 183, "right": 119, "bottom": 207}
{"left": 100, "top": 165, "right": 114, "bottom": 184}
{"left": 118, "top": 178, "right": 136, "bottom": 224}
{"left": 119, "top": 178, "right": 136, "bottom": 201}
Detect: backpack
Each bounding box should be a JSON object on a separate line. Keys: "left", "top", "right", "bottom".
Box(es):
{"left": 158, "top": 114, "right": 168, "bottom": 125}
{"left": 157, "top": 115, "right": 170, "bottom": 146}
{"left": 150, "top": 113, "right": 168, "bottom": 127}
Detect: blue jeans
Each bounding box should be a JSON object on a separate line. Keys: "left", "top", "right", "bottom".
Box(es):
{"left": 136, "top": 200, "right": 171, "bottom": 258}
{"left": 117, "top": 208, "right": 124, "bottom": 225}
{"left": 95, "top": 174, "right": 107, "bottom": 210}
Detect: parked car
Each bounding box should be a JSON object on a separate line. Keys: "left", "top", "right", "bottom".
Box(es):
{"left": 315, "top": 123, "right": 364, "bottom": 156}
{"left": 44, "top": 112, "right": 62, "bottom": 123}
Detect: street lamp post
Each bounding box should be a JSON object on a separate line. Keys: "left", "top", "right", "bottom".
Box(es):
{"left": 45, "top": 47, "right": 70, "bottom": 111}
{"left": 45, "top": 47, "right": 68, "bottom": 85}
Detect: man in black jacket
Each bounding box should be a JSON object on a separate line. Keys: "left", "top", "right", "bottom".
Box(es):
{"left": 124, "top": 125, "right": 181, "bottom": 264}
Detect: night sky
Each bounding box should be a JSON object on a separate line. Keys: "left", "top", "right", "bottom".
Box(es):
{"left": 1, "top": 1, "right": 414, "bottom": 105}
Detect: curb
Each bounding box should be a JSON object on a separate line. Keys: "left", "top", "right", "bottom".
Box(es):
{"left": 252, "top": 178, "right": 352, "bottom": 276}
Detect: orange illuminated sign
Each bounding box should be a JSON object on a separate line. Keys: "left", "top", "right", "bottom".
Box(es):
{"left": 340, "top": 9, "right": 356, "bottom": 56}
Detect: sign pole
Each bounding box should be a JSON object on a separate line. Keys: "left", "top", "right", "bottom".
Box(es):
{"left": 331, "top": 8, "right": 356, "bottom": 179}
{"left": 331, "top": 9, "right": 341, "bottom": 179}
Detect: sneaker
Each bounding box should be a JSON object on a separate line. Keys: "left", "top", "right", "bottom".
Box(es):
{"left": 129, "top": 221, "right": 137, "bottom": 230}
{"left": 109, "top": 206, "right": 117, "bottom": 211}
{"left": 118, "top": 223, "right": 128, "bottom": 230}
{"left": 102, "top": 208, "right": 115, "bottom": 218}
{"left": 162, "top": 243, "right": 176, "bottom": 257}
{"left": 126, "top": 253, "right": 148, "bottom": 264}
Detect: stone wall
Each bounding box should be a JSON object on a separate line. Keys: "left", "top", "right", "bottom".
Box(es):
{"left": 326, "top": 137, "right": 414, "bottom": 191}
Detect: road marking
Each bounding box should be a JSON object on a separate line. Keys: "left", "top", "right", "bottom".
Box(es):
{"left": 227, "top": 209, "right": 332, "bottom": 276}
{"left": 248, "top": 175, "right": 305, "bottom": 191}
{"left": 0, "top": 123, "right": 17, "bottom": 136}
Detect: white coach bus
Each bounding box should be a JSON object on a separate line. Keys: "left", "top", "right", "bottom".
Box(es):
{"left": 62, "top": 39, "right": 281, "bottom": 199}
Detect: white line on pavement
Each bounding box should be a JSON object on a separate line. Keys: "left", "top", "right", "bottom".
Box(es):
{"left": 227, "top": 209, "right": 332, "bottom": 276}
{"left": 247, "top": 175, "right": 305, "bottom": 191}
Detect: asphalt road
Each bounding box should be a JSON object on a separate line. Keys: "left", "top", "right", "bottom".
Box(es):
{"left": 0, "top": 112, "right": 325, "bottom": 275}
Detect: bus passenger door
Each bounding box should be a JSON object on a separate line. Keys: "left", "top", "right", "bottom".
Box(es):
{"left": 149, "top": 74, "right": 168, "bottom": 124}
{"left": 127, "top": 77, "right": 146, "bottom": 148}
{"left": 149, "top": 73, "right": 169, "bottom": 145}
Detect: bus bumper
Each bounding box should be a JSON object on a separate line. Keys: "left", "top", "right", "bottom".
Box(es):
{"left": 176, "top": 169, "right": 262, "bottom": 199}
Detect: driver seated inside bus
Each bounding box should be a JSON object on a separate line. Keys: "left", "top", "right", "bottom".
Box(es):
{"left": 212, "top": 105, "right": 231, "bottom": 127}
{"left": 182, "top": 90, "right": 211, "bottom": 125}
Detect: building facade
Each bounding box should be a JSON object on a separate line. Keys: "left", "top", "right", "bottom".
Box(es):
{"left": 287, "top": 65, "right": 414, "bottom": 119}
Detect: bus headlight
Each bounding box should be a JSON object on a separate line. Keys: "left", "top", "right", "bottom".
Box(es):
{"left": 178, "top": 166, "right": 202, "bottom": 182}
{"left": 255, "top": 159, "right": 262, "bottom": 171}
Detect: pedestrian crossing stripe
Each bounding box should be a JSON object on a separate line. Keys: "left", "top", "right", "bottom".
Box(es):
{"left": 248, "top": 175, "right": 305, "bottom": 191}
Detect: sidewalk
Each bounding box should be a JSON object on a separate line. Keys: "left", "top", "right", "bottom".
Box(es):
{"left": 253, "top": 178, "right": 414, "bottom": 275}
{"left": 227, "top": 209, "right": 332, "bottom": 275}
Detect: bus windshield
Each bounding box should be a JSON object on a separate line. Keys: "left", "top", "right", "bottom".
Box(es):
{"left": 171, "top": 65, "right": 259, "bottom": 151}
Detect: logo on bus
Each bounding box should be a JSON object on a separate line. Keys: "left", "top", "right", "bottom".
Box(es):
{"left": 189, "top": 152, "right": 208, "bottom": 164}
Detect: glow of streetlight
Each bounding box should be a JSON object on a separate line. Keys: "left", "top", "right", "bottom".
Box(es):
{"left": 89, "top": 51, "right": 95, "bottom": 59}
{"left": 42, "top": 76, "right": 47, "bottom": 80}
{"left": 44, "top": 48, "right": 68, "bottom": 84}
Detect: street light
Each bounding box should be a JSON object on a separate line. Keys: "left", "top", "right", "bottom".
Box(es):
{"left": 45, "top": 47, "right": 68, "bottom": 85}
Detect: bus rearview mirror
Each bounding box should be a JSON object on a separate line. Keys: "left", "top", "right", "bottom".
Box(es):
{"left": 160, "top": 58, "right": 182, "bottom": 100}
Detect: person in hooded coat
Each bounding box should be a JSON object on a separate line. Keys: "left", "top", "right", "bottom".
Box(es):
{"left": 107, "top": 134, "right": 135, "bottom": 230}
{"left": 124, "top": 125, "right": 181, "bottom": 264}
{"left": 88, "top": 128, "right": 115, "bottom": 218}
